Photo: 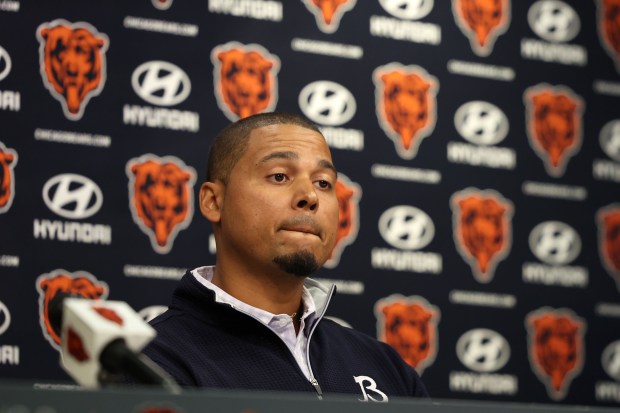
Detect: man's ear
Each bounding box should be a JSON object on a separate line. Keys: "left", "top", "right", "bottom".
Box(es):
{"left": 199, "top": 181, "right": 224, "bottom": 223}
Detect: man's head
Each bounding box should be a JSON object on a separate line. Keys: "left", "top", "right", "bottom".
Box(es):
{"left": 201, "top": 112, "right": 338, "bottom": 278}
{"left": 206, "top": 112, "right": 321, "bottom": 184}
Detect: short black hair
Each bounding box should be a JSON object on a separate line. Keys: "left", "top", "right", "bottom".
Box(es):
{"left": 206, "top": 112, "right": 322, "bottom": 183}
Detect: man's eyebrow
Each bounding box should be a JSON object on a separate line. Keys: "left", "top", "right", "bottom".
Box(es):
{"left": 258, "top": 152, "right": 337, "bottom": 174}
{"left": 319, "top": 159, "right": 337, "bottom": 175}
{"left": 258, "top": 151, "right": 299, "bottom": 164}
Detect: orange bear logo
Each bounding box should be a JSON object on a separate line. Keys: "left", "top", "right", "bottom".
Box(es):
{"left": 0, "top": 142, "right": 17, "bottom": 214}
{"left": 524, "top": 85, "right": 583, "bottom": 177}
{"left": 598, "top": 205, "right": 620, "bottom": 290}
{"left": 374, "top": 63, "right": 438, "bottom": 160}
{"left": 211, "top": 42, "right": 280, "bottom": 121}
{"left": 324, "top": 174, "right": 361, "bottom": 269}
{"left": 452, "top": 0, "right": 511, "bottom": 56}
{"left": 526, "top": 308, "right": 585, "bottom": 400}
{"left": 598, "top": 0, "right": 620, "bottom": 71}
{"left": 36, "top": 19, "right": 108, "bottom": 120}
{"left": 375, "top": 295, "right": 440, "bottom": 375}
{"left": 302, "top": 0, "right": 357, "bottom": 33}
{"left": 451, "top": 188, "right": 512, "bottom": 283}
{"left": 36, "top": 270, "right": 108, "bottom": 349}
{"left": 127, "top": 155, "right": 196, "bottom": 254}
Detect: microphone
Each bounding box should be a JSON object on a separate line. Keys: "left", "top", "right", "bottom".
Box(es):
{"left": 51, "top": 294, "right": 180, "bottom": 393}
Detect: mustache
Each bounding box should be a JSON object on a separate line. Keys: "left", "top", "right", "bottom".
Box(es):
{"left": 279, "top": 215, "right": 322, "bottom": 237}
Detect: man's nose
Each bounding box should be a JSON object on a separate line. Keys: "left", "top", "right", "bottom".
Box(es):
{"left": 293, "top": 178, "right": 318, "bottom": 211}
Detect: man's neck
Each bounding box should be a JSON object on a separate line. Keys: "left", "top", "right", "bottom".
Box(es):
{"left": 211, "top": 261, "right": 306, "bottom": 317}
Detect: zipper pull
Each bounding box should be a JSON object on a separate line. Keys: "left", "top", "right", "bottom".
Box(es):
{"left": 310, "top": 377, "right": 323, "bottom": 399}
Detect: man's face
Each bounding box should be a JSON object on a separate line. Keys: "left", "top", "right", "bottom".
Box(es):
{"left": 214, "top": 123, "right": 339, "bottom": 277}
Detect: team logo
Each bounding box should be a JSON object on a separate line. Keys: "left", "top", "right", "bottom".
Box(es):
{"left": 36, "top": 19, "right": 109, "bottom": 121}
{"left": 378, "top": 205, "right": 434, "bottom": 250}
{"left": 354, "top": 375, "right": 388, "bottom": 402}
{"left": 600, "top": 119, "right": 620, "bottom": 162}
{"left": 298, "top": 80, "right": 356, "bottom": 126}
{"left": 126, "top": 154, "right": 196, "bottom": 254}
{"left": 0, "top": 45, "right": 12, "bottom": 81}
{"left": 452, "top": 0, "right": 511, "bottom": 56}
{"left": 454, "top": 101, "right": 509, "bottom": 145}
{"left": 211, "top": 41, "right": 280, "bottom": 121}
{"left": 131, "top": 61, "right": 191, "bottom": 106}
{"left": 301, "top": 0, "right": 357, "bottom": 33}
{"left": 375, "top": 294, "right": 440, "bottom": 374}
{"left": 597, "top": 0, "right": 620, "bottom": 72}
{"left": 456, "top": 328, "right": 510, "bottom": 372}
{"left": 379, "top": 0, "right": 434, "bottom": 20}
{"left": 451, "top": 188, "right": 513, "bottom": 283}
{"left": 524, "top": 84, "right": 584, "bottom": 177}
{"left": 0, "top": 141, "right": 17, "bottom": 214}
{"left": 528, "top": 1, "right": 579, "bottom": 43}
{"left": 529, "top": 221, "right": 581, "bottom": 265}
{"left": 373, "top": 63, "right": 438, "bottom": 160}
{"left": 526, "top": 307, "right": 585, "bottom": 400}
{"left": 42, "top": 174, "right": 103, "bottom": 220}
{"left": 36, "top": 269, "right": 109, "bottom": 350}
{"left": 597, "top": 204, "right": 620, "bottom": 289}
{"left": 324, "top": 173, "right": 361, "bottom": 269}
{"left": 0, "top": 300, "right": 10, "bottom": 336}
{"left": 602, "top": 340, "right": 620, "bottom": 381}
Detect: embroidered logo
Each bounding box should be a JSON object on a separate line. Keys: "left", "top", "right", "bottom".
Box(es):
{"left": 353, "top": 375, "right": 388, "bottom": 402}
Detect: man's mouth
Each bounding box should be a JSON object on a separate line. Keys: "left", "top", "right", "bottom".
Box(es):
{"left": 279, "top": 217, "right": 322, "bottom": 238}
{"left": 282, "top": 226, "right": 319, "bottom": 236}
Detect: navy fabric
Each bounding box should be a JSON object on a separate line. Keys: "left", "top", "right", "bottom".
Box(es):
{"left": 144, "top": 271, "right": 429, "bottom": 399}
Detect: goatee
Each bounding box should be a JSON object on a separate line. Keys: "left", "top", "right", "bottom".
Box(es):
{"left": 273, "top": 250, "right": 319, "bottom": 277}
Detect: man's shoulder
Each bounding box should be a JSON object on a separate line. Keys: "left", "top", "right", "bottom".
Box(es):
{"left": 149, "top": 307, "right": 182, "bottom": 327}
{"left": 316, "top": 318, "right": 399, "bottom": 355}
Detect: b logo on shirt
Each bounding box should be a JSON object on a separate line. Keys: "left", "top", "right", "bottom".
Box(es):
{"left": 353, "top": 375, "right": 388, "bottom": 402}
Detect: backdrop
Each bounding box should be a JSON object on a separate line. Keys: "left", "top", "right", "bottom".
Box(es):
{"left": 1, "top": 0, "right": 620, "bottom": 407}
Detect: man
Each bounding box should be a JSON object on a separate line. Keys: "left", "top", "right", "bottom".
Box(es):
{"left": 144, "top": 112, "right": 429, "bottom": 400}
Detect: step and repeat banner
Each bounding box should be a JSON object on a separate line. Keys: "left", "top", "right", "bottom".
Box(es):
{"left": 1, "top": 0, "right": 620, "bottom": 407}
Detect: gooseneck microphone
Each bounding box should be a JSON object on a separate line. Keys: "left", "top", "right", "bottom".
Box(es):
{"left": 49, "top": 293, "right": 180, "bottom": 393}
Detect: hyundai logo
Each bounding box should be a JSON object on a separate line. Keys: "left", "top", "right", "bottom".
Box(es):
{"left": 379, "top": 0, "right": 434, "bottom": 20}
{"left": 600, "top": 119, "right": 620, "bottom": 162}
{"left": 529, "top": 221, "right": 581, "bottom": 265}
{"left": 42, "top": 174, "right": 103, "bottom": 220}
{"left": 378, "top": 205, "right": 434, "bottom": 250}
{"left": 528, "top": 0, "right": 580, "bottom": 43}
{"left": 602, "top": 340, "right": 620, "bottom": 381}
{"left": 0, "top": 301, "right": 11, "bottom": 336}
{"left": 456, "top": 328, "right": 510, "bottom": 373}
{"left": 454, "top": 101, "right": 509, "bottom": 146}
{"left": 299, "top": 80, "right": 356, "bottom": 126}
{"left": 0, "top": 45, "right": 12, "bottom": 81}
{"left": 131, "top": 60, "right": 191, "bottom": 106}
{"left": 138, "top": 305, "right": 168, "bottom": 323}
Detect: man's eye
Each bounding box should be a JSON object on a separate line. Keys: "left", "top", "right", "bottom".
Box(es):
{"left": 316, "top": 180, "right": 332, "bottom": 189}
{"left": 272, "top": 173, "right": 286, "bottom": 182}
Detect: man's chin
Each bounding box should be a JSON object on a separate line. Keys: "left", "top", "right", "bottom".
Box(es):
{"left": 273, "top": 250, "right": 320, "bottom": 277}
